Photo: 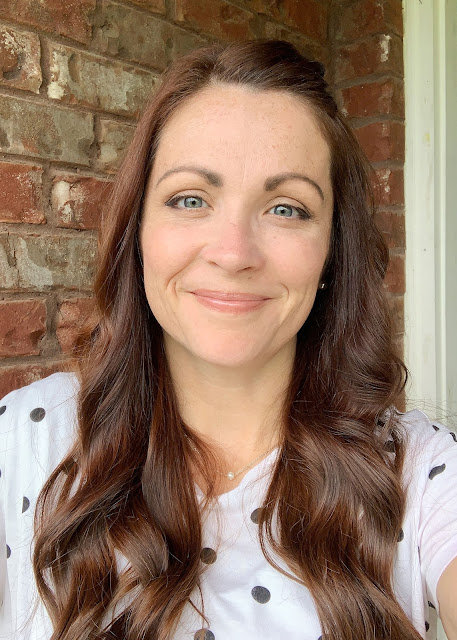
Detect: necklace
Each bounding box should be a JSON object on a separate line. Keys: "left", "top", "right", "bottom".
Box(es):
{"left": 185, "top": 436, "right": 278, "bottom": 481}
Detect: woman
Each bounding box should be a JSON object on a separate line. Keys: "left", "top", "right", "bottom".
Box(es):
{"left": 1, "top": 40, "right": 456, "bottom": 640}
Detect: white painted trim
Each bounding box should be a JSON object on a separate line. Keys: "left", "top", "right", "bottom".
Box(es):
{"left": 403, "top": 0, "right": 452, "bottom": 419}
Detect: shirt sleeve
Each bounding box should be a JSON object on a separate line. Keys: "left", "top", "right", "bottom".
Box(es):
{"left": 417, "top": 418, "right": 457, "bottom": 612}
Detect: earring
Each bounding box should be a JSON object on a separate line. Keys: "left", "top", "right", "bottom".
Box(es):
{"left": 319, "top": 282, "right": 327, "bottom": 290}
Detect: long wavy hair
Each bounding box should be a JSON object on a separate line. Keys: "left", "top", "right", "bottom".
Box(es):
{"left": 33, "top": 40, "right": 418, "bottom": 640}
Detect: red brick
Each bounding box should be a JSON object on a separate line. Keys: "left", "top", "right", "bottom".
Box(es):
{"left": 0, "top": 233, "right": 97, "bottom": 292}
{"left": 263, "top": 22, "right": 328, "bottom": 65}
{"left": 127, "top": 0, "right": 166, "bottom": 12}
{"left": 374, "top": 209, "right": 405, "bottom": 250}
{"left": 0, "top": 95, "right": 94, "bottom": 165}
{"left": 0, "top": 362, "right": 65, "bottom": 399}
{"left": 0, "top": 163, "right": 45, "bottom": 224}
{"left": 96, "top": 119, "right": 135, "bottom": 174}
{"left": 383, "top": 253, "right": 405, "bottom": 294}
{"left": 340, "top": 79, "right": 404, "bottom": 118}
{"left": 281, "top": 0, "right": 327, "bottom": 43}
{"left": 47, "top": 43, "right": 157, "bottom": 118}
{"left": 174, "top": 0, "right": 256, "bottom": 41}
{"left": 354, "top": 121, "right": 404, "bottom": 163}
{"left": 372, "top": 168, "right": 404, "bottom": 207}
{"left": 0, "top": 0, "right": 96, "bottom": 45}
{"left": 0, "top": 299, "right": 46, "bottom": 357}
{"left": 336, "top": 0, "right": 402, "bottom": 41}
{"left": 0, "top": 24, "right": 41, "bottom": 93}
{"left": 335, "top": 34, "right": 403, "bottom": 83}
{"left": 56, "top": 297, "right": 96, "bottom": 354}
{"left": 52, "top": 174, "right": 112, "bottom": 230}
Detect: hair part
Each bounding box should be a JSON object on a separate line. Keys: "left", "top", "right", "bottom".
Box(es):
{"left": 33, "top": 39, "right": 416, "bottom": 640}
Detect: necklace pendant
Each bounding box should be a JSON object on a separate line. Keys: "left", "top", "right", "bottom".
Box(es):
{"left": 227, "top": 471, "right": 235, "bottom": 480}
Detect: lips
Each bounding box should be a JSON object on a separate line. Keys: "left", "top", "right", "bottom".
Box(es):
{"left": 191, "top": 289, "right": 270, "bottom": 301}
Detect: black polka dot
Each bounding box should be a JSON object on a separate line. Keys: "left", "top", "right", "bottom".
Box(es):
{"left": 6, "top": 544, "right": 11, "bottom": 559}
{"left": 429, "top": 464, "right": 446, "bottom": 480}
{"left": 251, "top": 585, "right": 271, "bottom": 603}
{"left": 383, "top": 440, "right": 395, "bottom": 452}
{"left": 194, "top": 630, "right": 215, "bottom": 640}
{"left": 425, "top": 621, "right": 430, "bottom": 632}
{"left": 22, "top": 497, "right": 30, "bottom": 513}
{"left": 428, "top": 601, "right": 436, "bottom": 609}
{"left": 432, "top": 424, "right": 439, "bottom": 432}
{"left": 398, "top": 528, "right": 404, "bottom": 542}
{"left": 250, "top": 508, "right": 262, "bottom": 524}
{"left": 200, "top": 547, "right": 217, "bottom": 564}
{"left": 0, "top": 405, "right": 6, "bottom": 416}
{"left": 450, "top": 432, "right": 457, "bottom": 443}
{"left": 30, "top": 407, "right": 46, "bottom": 422}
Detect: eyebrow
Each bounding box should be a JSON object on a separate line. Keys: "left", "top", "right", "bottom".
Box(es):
{"left": 154, "top": 164, "right": 325, "bottom": 202}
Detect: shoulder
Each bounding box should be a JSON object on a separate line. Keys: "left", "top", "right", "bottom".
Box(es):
{"left": 392, "top": 408, "right": 457, "bottom": 487}
{"left": 0, "top": 372, "right": 80, "bottom": 474}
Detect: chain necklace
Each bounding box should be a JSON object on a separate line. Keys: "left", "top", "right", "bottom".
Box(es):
{"left": 185, "top": 436, "right": 278, "bottom": 481}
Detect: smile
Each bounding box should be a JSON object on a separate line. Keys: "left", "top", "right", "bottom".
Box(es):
{"left": 190, "top": 290, "right": 270, "bottom": 313}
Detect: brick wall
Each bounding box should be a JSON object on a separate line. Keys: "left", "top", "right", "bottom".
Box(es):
{"left": 0, "top": 0, "right": 404, "bottom": 398}
{"left": 329, "top": 0, "right": 405, "bottom": 358}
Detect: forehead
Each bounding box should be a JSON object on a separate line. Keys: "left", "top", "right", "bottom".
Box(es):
{"left": 151, "top": 84, "right": 331, "bottom": 182}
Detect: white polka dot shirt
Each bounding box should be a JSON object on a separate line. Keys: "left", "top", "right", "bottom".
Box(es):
{"left": 1, "top": 373, "right": 457, "bottom": 640}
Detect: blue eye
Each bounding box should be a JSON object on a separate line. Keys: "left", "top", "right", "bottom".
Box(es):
{"left": 166, "top": 195, "right": 207, "bottom": 209}
{"left": 270, "top": 203, "right": 310, "bottom": 220}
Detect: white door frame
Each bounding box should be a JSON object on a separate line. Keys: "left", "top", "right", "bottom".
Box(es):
{"left": 404, "top": 0, "right": 457, "bottom": 421}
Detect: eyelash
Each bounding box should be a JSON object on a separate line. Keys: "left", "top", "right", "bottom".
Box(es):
{"left": 164, "top": 193, "right": 312, "bottom": 221}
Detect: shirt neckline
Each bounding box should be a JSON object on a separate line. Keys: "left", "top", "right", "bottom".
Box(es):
{"left": 195, "top": 446, "right": 280, "bottom": 501}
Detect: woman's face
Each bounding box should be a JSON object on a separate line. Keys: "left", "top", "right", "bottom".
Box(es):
{"left": 140, "top": 84, "right": 333, "bottom": 370}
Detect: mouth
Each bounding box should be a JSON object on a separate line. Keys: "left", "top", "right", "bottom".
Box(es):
{"left": 189, "top": 289, "right": 271, "bottom": 313}
{"left": 190, "top": 289, "right": 270, "bottom": 302}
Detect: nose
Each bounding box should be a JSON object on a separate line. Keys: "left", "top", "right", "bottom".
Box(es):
{"left": 200, "top": 213, "right": 264, "bottom": 273}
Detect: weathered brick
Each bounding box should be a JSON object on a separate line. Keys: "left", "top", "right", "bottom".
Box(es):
{"left": 168, "top": 28, "right": 209, "bottom": 62}
{"left": 47, "top": 43, "right": 157, "bottom": 117}
{"left": 281, "top": 0, "right": 327, "bottom": 43}
{"left": 96, "top": 119, "right": 135, "bottom": 174}
{"left": 372, "top": 168, "right": 404, "bottom": 207}
{"left": 263, "top": 22, "right": 328, "bottom": 65}
{"left": 335, "top": 0, "right": 402, "bottom": 41}
{"left": 93, "top": 1, "right": 168, "bottom": 69}
{"left": 340, "top": 79, "right": 404, "bottom": 118}
{"left": 374, "top": 209, "right": 405, "bottom": 250}
{"left": 57, "top": 297, "right": 95, "bottom": 354}
{"left": 127, "top": 0, "right": 166, "bottom": 12}
{"left": 354, "top": 121, "right": 404, "bottom": 163}
{"left": 0, "top": 233, "right": 97, "bottom": 291}
{"left": 0, "top": 0, "right": 96, "bottom": 45}
{"left": 383, "top": 253, "right": 405, "bottom": 294}
{"left": 52, "top": 173, "right": 112, "bottom": 229}
{"left": 0, "top": 162, "right": 45, "bottom": 224}
{"left": 0, "top": 95, "right": 94, "bottom": 165}
{"left": 0, "top": 23, "right": 41, "bottom": 93}
{"left": 174, "top": 0, "right": 256, "bottom": 41}
{"left": 0, "top": 362, "right": 65, "bottom": 399}
{"left": 335, "top": 34, "right": 403, "bottom": 83}
{"left": 0, "top": 299, "right": 46, "bottom": 357}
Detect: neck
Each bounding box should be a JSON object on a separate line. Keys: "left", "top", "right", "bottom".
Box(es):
{"left": 164, "top": 336, "right": 295, "bottom": 461}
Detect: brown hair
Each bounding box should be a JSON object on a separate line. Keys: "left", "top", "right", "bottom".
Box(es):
{"left": 33, "top": 40, "right": 418, "bottom": 640}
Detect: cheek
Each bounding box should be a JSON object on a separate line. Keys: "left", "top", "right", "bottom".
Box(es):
{"left": 141, "top": 225, "right": 193, "bottom": 281}
{"left": 274, "top": 235, "right": 329, "bottom": 290}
